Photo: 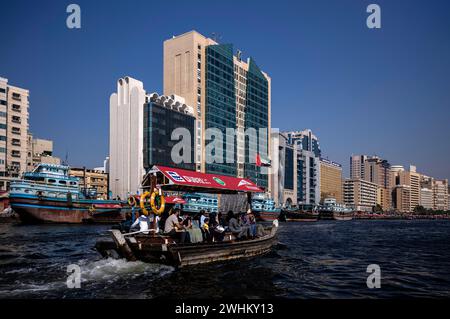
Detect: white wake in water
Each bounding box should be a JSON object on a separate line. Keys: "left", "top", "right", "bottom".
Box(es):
{"left": 78, "top": 257, "right": 175, "bottom": 283}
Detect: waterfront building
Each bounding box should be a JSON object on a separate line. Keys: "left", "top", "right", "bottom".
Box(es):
{"left": 420, "top": 188, "right": 433, "bottom": 210}
{"left": 163, "top": 30, "right": 271, "bottom": 189}
{"left": 143, "top": 93, "right": 195, "bottom": 171}
{"left": 0, "top": 77, "right": 29, "bottom": 190}
{"left": 268, "top": 132, "right": 298, "bottom": 207}
{"left": 319, "top": 158, "right": 343, "bottom": 204}
{"left": 392, "top": 185, "right": 411, "bottom": 213}
{"left": 432, "top": 179, "right": 448, "bottom": 211}
{"left": 69, "top": 167, "right": 109, "bottom": 200}
{"left": 392, "top": 165, "right": 421, "bottom": 212}
{"left": 363, "top": 157, "right": 392, "bottom": 210}
{"left": 26, "top": 134, "right": 61, "bottom": 170}
{"left": 285, "top": 129, "right": 321, "bottom": 158}
{"left": 343, "top": 179, "right": 378, "bottom": 212}
{"left": 297, "top": 149, "right": 321, "bottom": 205}
{"left": 350, "top": 155, "right": 368, "bottom": 180}
{"left": 109, "top": 76, "right": 146, "bottom": 198}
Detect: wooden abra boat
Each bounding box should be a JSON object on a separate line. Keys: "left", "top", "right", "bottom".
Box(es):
{"left": 95, "top": 165, "right": 279, "bottom": 267}
{"left": 96, "top": 220, "right": 279, "bottom": 267}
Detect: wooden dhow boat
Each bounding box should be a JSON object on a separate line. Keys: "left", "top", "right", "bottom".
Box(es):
{"left": 95, "top": 165, "right": 280, "bottom": 267}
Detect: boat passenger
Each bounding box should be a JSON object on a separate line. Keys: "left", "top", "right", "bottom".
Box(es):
{"left": 200, "top": 210, "right": 208, "bottom": 228}
{"left": 119, "top": 212, "right": 133, "bottom": 233}
{"left": 130, "top": 211, "right": 150, "bottom": 233}
{"left": 226, "top": 210, "right": 248, "bottom": 239}
{"left": 202, "top": 217, "right": 212, "bottom": 242}
{"left": 164, "top": 208, "right": 190, "bottom": 243}
{"left": 209, "top": 213, "right": 225, "bottom": 242}
{"left": 247, "top": 210, "right": 257, "bottom": 238}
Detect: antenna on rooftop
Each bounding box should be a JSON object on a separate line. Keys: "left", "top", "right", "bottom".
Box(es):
{"left": 63, "top": 150, "right": 69, "bottom": 166}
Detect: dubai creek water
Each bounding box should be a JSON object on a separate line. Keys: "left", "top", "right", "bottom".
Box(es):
{"left": 1, "top": 220, "right": 450, "bottom": 299}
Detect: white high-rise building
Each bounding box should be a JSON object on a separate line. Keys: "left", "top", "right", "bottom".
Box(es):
{"left": 109, "top": 77, "right": 146, "bottom": 199}
{"left": 420, "top": 188, "right": 433, "bottom": 210}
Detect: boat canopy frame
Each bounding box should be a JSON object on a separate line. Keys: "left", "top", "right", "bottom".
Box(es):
{"left": 141, "top": 165, "right": 264, "bottom": 195}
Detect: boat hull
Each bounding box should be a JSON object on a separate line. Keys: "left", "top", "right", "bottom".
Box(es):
{"left": 96, "top": 224, "right": 279, "bottom": 267}
{"left": 254, "top": 210, "right": 280, "bottom": 222}
{"left": 319, "top": 210, "right": 354, "bottom": 221}
{"left": 10, "top": 195, "right": 127, "bottom": 224}
{"left": 284, "top": 210, "right": 318, "bottom": 222}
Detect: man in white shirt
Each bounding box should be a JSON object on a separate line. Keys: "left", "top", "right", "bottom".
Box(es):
{"left": 131, "top": 212, "right": 151, "bottom": 233}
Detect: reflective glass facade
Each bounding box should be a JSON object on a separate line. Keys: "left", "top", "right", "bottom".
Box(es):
{"left": 205, "top": 44, "right": 237, "bottom": 176}
{"left": 143, "top": 102, "right": 195, "bottom": 171}
{"left": 244, "top": 58, "right": 269, "bottom": 188}
{"left": 284, "top": 147, "right": 294, "bottom": 190}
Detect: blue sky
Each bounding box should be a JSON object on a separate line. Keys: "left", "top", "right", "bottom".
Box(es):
{"left": 1, "top": 0, "right": 449, "bottom": 179}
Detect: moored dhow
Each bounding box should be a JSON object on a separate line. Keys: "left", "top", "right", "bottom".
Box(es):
{"left": 318, "top": 198, "right": 354, "bottom": 221}
{"left": 251, "top": 193, "right": 281, "bottom": 222}
{"left": 283, "top": 204, "right": 319, "bottom": 222}
{"left": 9, "top": 164, "right": 128, "bottom": 224}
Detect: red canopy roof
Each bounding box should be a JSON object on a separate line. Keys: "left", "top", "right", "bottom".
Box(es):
{"left": 147, "top": 165, "right": 264, "bottom": 194}
{"left": 164, "top": 196, "right": 186, "bottom": 204}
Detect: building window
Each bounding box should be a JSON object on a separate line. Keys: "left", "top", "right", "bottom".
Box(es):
{"left": 12, "top": 127, "right": 20, "bottom": 134}
{"left": 12, "top": 93, "right": 21, "bottom": 101}
{"left": 0, "top": 88, "right": 6, "bottom": 94}
{"left": 12, "top": 104, "right": 21, "bottom": 112}
{"left": 0, "top": 147, "right": 5, "bottom": 153}
{"left": 11, "top": 150, "right": 21, "bottom": 158}
{"left": 11, "top": 116, "right": 21, "bottom": 124}
{"left": 0, "top": 100, "right": 6, "bottom": 106}
{"left": 12, "top": 138, "right": 20, "bottom": 146}
{"left": 0, "top": 112, "right": 6, "bottom": 117}
{"left": 0, "top": 124, "right": 6, "bottom": 130}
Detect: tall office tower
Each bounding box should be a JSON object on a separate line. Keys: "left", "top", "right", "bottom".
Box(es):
{"left": 350, "top": 155, "right": 368, "bottom": 180}
{"left": 285, "top": 129, "right": 321, "bottom": 158}
{"left": 297, "top": 149, "right": 321, "bottom": 205}
{"left": 143, "top": 93, "right": 195, "bottom": 171}
{"left": 343, "top": 179, "right": 378, "bottom": 212}
{"left": 163, "top": 31, "right": 271, "bottom": 189}
{"left": 319, "top": 158, "right": 343, "bottom": 204}
{"left": 109, "top": 76, "right": 146, "bottom": 199}
{"left": 363, "top": 157, "right": 392, "bottom": 210}
{"left": 0, "top": 77, "right": 30, "bottom": 190}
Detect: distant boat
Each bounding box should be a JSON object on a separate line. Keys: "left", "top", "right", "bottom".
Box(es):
{"left": 9, "top": 164, "right": 127, "bottom": 224}
{"left": 318, "top": 198, "right": 353, "bottom": 221}
{"left": 283, "top": 204, "right": 319, "bottom": 222}
{"left": 181, "top": 192, "right": 281, "bottom": 222}
{"left": 181, "top": 193, "right": 218, "bottom": 215}
{"left": 251, "top": 194, "right": 281, "bottom": 222}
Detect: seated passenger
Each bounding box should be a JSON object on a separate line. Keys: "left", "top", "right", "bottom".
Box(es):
{"left": 130, "top": 211, "right": 150, "bottom": 233}
{"left": 209, "top": 213, "right": 225, "bottom": 242}
{"left": 247, "top": 210, "right": 257, "bottom": 238}
{"left": 201, "top": 217, "right": 211, "bottom": 242}
{"left": 164, "top": 208, "right": 190, "bottom": 243}
{"left": 226, "top": 210, "right": 248, "bottom": 239}
{"left": 199, "top": 210, "right": 208, "bottom": 228}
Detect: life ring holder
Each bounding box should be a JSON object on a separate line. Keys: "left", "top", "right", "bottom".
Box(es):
{"left": 140, "top": 190, "right": 165, "bottom": 216}
{"left": 127, "top": 196, "right": 137, "bottom": 207}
